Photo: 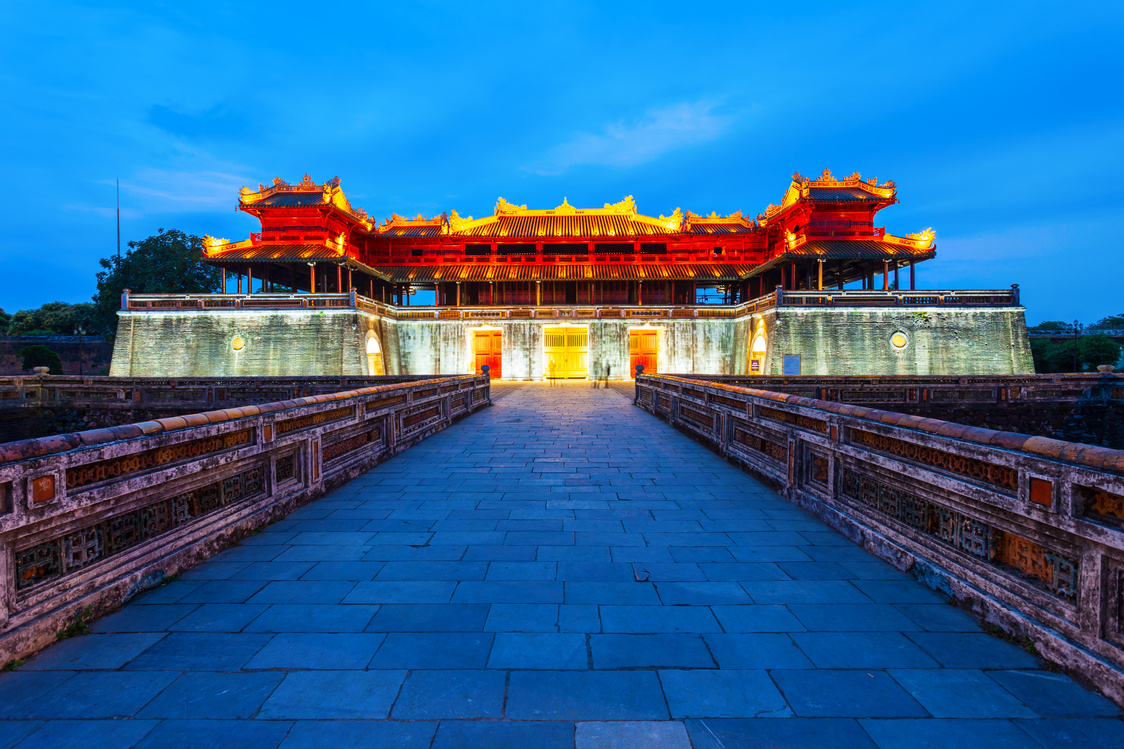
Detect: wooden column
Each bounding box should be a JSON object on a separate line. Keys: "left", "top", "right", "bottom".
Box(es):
{"left": 838, "top": 261, "right": 845, "bottom": 290}
{"left": 221, "top": 268, "right": 226, "bottom": 294}
{"left": 336, "top": 265, "right": 343, "bottom": 294}
{"left": 456, "top": 282, "right": 461, "bottom": 307}
{"left": 490, "top": 282, "right": 495, "bottom": 305}
{"left": 817, "top": 260, "right": 823, "bottom": 291}
{"left": 536, "top": 281, "right": 542, "bottom": 306}
{"left": 638, "top": 281, "right": 643, "bottom": 306}
{"left": 247, "top": 266, "right": 253, "bottom": 293}
{"left": 309, "top": 264, "right": 316, "bottom": 293}
{"left": 882, "top": 260, "right": 889, "bottom": 291}
{"left": 894, "top": 263, "right": 899, "bottom": 291}
{"left": 237, "top": 272, "right": 242, "bottom": 294}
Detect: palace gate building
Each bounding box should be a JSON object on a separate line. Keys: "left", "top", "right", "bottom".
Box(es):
{"left": 109, "top": 170, "right": 1034, "bottom": 378}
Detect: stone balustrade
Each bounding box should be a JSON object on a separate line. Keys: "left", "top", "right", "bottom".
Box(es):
{"left": 665, "top": 372, "right": 1123, "bottom": 407}
{"left": 119, "top": 288, "right": 1023, "bottom": 321}
{"left": 0, "top": 374, "right": 490, "bottom": 662}
{"left": 635, "top": 373, "right": 1124, "bottom": 702}
{"left": 0, "top": 374, "right": 445, "bottom": 413}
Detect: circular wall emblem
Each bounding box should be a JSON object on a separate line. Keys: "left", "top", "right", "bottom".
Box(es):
{"left": 890, "top": 332, "right": 908, "bottom": 349}
{"left": 231, "top": 336, "right": 246, "bottom": 351}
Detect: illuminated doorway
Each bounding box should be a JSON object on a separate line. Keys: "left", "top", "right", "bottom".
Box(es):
{"left": 366, "top": 334, "right": 385, "bottom": 375}
{"left": 629, "top": 328, "right": 658, "bottom": 378}
{"left": 543, "top": 325, "right": 588, "bottom": 379}
{"left": 748, "top": 320, "right": 767, "bottom": 374}
{"left": 473, "top": 329, "right": 502, "bottom": 378}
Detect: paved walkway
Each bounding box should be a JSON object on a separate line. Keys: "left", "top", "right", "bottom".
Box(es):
{"left": 0, "top": 383, "right": 1119, "bottom": 748}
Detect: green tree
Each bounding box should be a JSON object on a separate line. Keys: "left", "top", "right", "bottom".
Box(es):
{"left": 1029, "top": 320, "right": 1072, "bottom": 332}
{"left": 1030, "top": 335, "right": 1121, "bottom": 373}
{"left": 18, "top": 344, "right": 63, "bottom": 374}
{"left": 5, "top": 302, "right": 100, "bottom": 336}
{"left": 1089, "top": 314, "right": 1124, "bottom": 331}
{"left": 93, "top": 228, "right": 220, "bottom": 333}
{"left": 1080, "top": 334, "right": 1122, "bottom": 369}
{"left": 0, "top": 307, "right": 10, "bottom": 333}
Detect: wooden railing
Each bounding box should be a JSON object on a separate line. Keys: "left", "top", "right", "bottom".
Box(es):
{"left": 121, "top": 287, "right": 1024, "bottom": 321}
{"left": 635, "top": 374, "right": 1124, "bottom": 703}
{"left": 0, "top": 375, "right": 490, "bottom": 661}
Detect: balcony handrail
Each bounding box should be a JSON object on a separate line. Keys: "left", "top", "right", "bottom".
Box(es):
{"left": 122, "top": 287, "right": 1024, "bottom": 319}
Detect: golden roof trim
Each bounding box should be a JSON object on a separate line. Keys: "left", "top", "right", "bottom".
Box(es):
{"left": 238, "top": 175, "right": 373, "bottom": 229}
{"left": 762, "top": 169, "right": 897, "bottom": 222}
{"left": 883, "top": 228, "right": 936, "bottom": 251}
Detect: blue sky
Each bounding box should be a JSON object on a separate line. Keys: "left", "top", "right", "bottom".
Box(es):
{"left": 2, "top": 1, "right": 1122, "bottom": 324}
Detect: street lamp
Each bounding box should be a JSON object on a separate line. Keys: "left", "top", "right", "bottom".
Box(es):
{"left": 1072, "top": 319, "right": 1082, "bottom": 372}
{"left": 74, "top": 326, "right": 85, "bottom": 376}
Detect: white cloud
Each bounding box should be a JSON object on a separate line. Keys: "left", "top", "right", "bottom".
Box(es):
{"left": 115, "top": 168, "right": 254, "bottom": 213}
{"left": 529, "top": 100, "right": 735, "bottom": 175}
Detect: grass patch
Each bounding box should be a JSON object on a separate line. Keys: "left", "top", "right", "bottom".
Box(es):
{"left": 982, "top": 622, "right": 1039, "bottom": 656}
{"left": 3, "top": 659, "right": 25, "bottom": 671}
{"left": 57, "top": 606, "right": 94, "bottom": 640}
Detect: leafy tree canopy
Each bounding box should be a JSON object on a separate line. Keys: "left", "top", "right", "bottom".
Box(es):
{"left": 1028, "top": 320, "right": 1073, "bottom": 332}
{"left": 93, "top": 228, "right": 220, "bottom": 333}
{"left": 1031, "top": 335, "right": 1122, "bottom": 373}
{"left": 18, "top": 344, "right": 63, "bottom": 374}
{"left": 4, "top": 302, "right": 101, "bottom": 337}
{"left": 1089, "top": 314, "right": 1124, "bottom": 331}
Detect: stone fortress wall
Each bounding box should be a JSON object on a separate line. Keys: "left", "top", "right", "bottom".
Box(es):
{"left": 109, "top": 302, "right": 1034, "bottom": 379}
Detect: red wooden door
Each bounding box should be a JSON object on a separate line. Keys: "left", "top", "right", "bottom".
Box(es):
{"left": 629, "top": 330, "right": 658, "bottom": 377}
{"left": 474, "top": 331, "right": 502, "bottom": 378}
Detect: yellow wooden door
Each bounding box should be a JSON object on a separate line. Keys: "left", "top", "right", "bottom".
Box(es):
{"left": 544, "top": 327, "right": 588, "bottom": 379}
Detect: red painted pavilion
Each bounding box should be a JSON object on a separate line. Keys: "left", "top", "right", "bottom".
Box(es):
{"left": 202, "top": 169, "right": 937, "bottom": 308}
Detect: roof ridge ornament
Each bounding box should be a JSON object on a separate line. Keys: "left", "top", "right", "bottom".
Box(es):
{"left": 602, "top": 196, "right": 637, "bottom": 215}
{"left": 555, "top": 197, "right": 578, "bottom": 215}
{"left": 656, "top": 207, "right": 683, "bottom": 231}
{"left": 495, "top": 197, "right": 527, "bottom": 215}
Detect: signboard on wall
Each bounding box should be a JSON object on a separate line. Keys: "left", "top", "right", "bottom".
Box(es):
{"left": 750, "top": 360, "right": 760, "bottom": 372}
{"left": 783, "top": 355, "right": 801, "bottom": 375}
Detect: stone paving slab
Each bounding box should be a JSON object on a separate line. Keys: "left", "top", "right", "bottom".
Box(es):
{"left": 1, "top": 382, "right": 1120, "bottom": 747}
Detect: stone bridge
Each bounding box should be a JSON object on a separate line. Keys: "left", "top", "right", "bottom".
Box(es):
{"left": 0, "top": 380, "right": 1120, "bottom": 747}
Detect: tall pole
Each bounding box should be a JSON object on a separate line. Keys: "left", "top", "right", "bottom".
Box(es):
{"left": 116, "top": 178, "right": 121, "bottom": 261}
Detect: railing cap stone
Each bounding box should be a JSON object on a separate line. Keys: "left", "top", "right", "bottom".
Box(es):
{"left": 155, "top": 417, "right": 189, "bottom": 431}
{"left": 134, "top": 421, "right": 165, "bottom": 436}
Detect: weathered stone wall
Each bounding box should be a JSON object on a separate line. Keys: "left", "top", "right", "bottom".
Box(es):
{"left": 111, "top": 304, "right": 1034, "bottom": 379}
{"left": 757, "top": 306, "right": 1034, "bottom": 376}
{"left": 380, "top": 318, "right": 739, "bottom": 380}
{"left": 111, "top": 310, "right": 369, "bottom": 377}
